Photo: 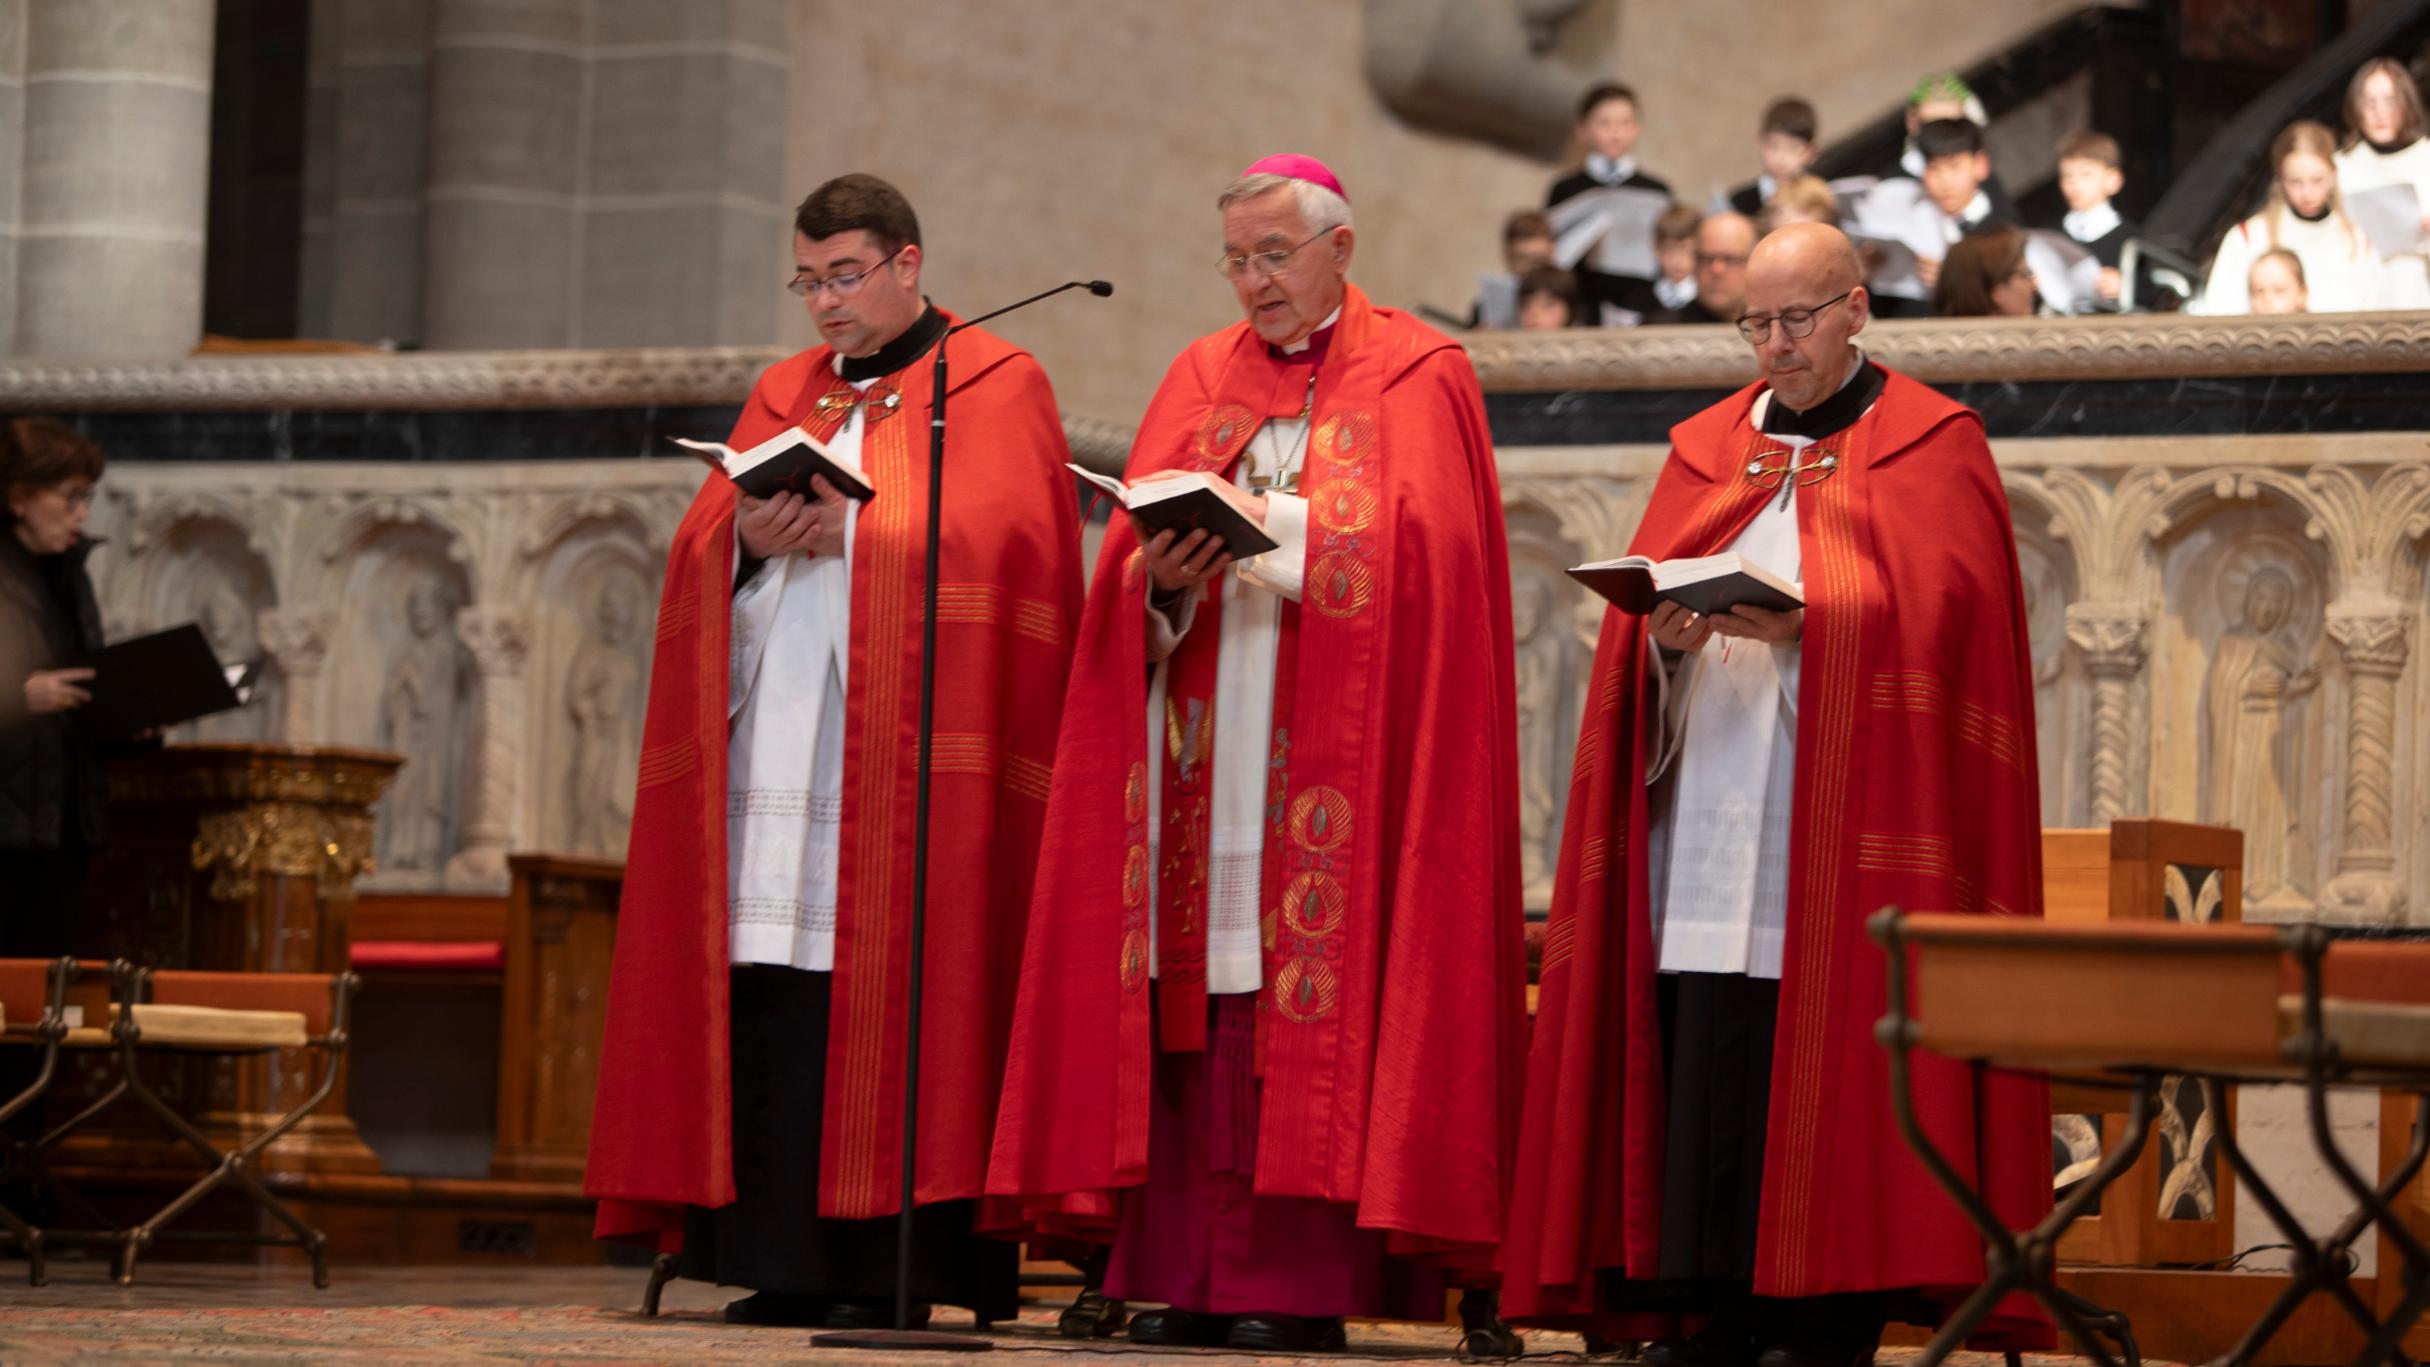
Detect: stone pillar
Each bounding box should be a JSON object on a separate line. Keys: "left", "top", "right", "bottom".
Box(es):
{"left": 257, "top": 609, "right": 331, "bottom": 742}
{"left": 446, "top": 607, "right": 529, "bottom": 889}
{"left": 420, "top": 0, "right": 581, "bottom": 349}
{"left": 576, "top": 0, "right": 792, "bottom": 346}
{"left": 322, "top": 0, "right": 433, "bottom": 345}
{"left": 14, "top": 0, "right": 216, "bottom": 357}
{"left": 0, "top": 0, "right": 26, "bottom": 355}
{"left": 292, "top": 0, "right": 342, "bottom": 337}
{"left": 2321, "top": 605, "right": 2409, "bottom": 924}
{"left": 2065, "top": 605, "right": 2147, "bottom": 823}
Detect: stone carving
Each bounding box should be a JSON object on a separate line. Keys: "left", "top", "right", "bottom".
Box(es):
{"left": 378, "top": 578, "right": 470, "bottom": 873}
{"left": 2065, "top": 606, "right": 2147, "bottom": 824}
{"left": 565, "top": 578, "right": 645, "bottom": 859}
{"left": 2323, "top": 608, "right": 2410, "bottom": 923}
{"left": 447, "top": 606, "right": 531, "bottom": 889}
{"left": 188, "top": 578, "right": 281, "bottom": 743}
{"left": 2201, "top": 563, "right": 2319, "bottom": 914}
{"left": 1511, "top": 563, "right": 1567, "bottom": 903}
{"left": 1362, "top": 0, "right": 1603, "bottom": 158}
{"left": 2014, "top": 529, "right": 2080, "bottom": 826}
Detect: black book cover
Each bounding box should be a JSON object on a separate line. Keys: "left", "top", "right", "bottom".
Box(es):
{"left": 73, "top": 624, "right": 244, "bottom": 738}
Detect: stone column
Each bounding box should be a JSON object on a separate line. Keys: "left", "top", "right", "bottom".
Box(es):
{"left": 2065, "top": 604, "right": 2147, "bottom": 823}
{"left": 0, "top": 0, "right": 26, "bottom": 354}
{"left": 446, "top": 607, "right": 529, "bottom": 890}
{"left": 2321, "top": 606, "right": 2409, "bottom": 924}
{"left": 420, "top": 0, "right": 582, "bottom": 349}
{"left": 323, "top": 0, "right": 433, "bottom": 345}
{"left": 14, "top": 0, "right": 217, "bottom": 357}
{"left": 575, "top": 0, "right": 791, "bottom": 346}
{"left": 257, "top": 609, "right": 331, "bottom": 743}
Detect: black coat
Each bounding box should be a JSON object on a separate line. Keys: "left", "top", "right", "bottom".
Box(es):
{"left": 0, "top": 534, "right": 109, "bottom": 850}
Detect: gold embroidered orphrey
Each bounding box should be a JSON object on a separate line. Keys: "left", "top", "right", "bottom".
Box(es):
{"left": 812, "top": 379, "right": 904, "bottom": 425}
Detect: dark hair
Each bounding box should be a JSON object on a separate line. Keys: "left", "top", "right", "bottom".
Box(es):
{"left": 2344, "top": 57, "right": 2427, "bottom": 149}
{"left": 2056, "top": 130, "right": 2122, "bottom": 170}
{"left": 1932, "top": 225, "right": 2028, "bottom": 317}
{"left": 793, "top": 173, "right": 922, "bottom": 252}
{"left": 1655, "top": 202, "right": 1704, "bottom": 244}
{"left": 1916, "top": 118, "right": 1985, "bottom": 162}
{"left": 1503, "top": 209, "right": 1553, "bottom": 245}
{"left": 1517, "top": 265, "right": 1580, "bottom": 320}
{"left": 1760, "top": 97, "right": 1818, "bottom": 144}
{"left": 0, "top": 419, "right": 103, "bottom": 518}
{"left": 1577, "top": 81, "right": 1637, "bottom": 122}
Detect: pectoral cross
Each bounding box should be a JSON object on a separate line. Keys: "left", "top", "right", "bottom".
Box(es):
{"left": 1246, "top": 371, "right": 1319, "bottom": 496}
{"left": 1745, "top": 449, "right": 1839, "bottom": 510}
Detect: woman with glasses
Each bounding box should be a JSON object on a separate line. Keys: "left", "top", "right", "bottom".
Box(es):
{"left": 0, "top": 416, "right": 109, "bottom": 962}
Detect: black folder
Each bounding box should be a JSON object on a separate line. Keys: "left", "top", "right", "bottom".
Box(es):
{"left": 73, "top": 623, "right": 252, "bottom": 738}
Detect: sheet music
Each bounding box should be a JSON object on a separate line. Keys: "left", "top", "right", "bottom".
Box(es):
{"left": 1842, "top": 178, "right": 1939, "bottom": 300}
{"left": 1546, "top": 185, "right": 1670, "bottom": 279}
{"left": 1846, "top": 231, "right": 1925, "bottom": 301}
{"left": 2346, "top": 182, "right": 2424, "bottom": 259}
{"left": 2023, "top": 229, "right": 2104, "bottom": 313}
{"left": 1474, "top": 272, "right": 1520, "bottom": 329}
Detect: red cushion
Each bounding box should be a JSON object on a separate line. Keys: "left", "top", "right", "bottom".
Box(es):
{"left": 349, "top": 940, "right": 505, "bottom": 973}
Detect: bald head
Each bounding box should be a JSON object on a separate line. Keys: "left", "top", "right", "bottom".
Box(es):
{"left": 1748, "top": 222, "right": 1864, "bottom": 302}
{"left": 1740, "top": 221, "right": 1870, "bottom": 412}
{"left": 1693, "top": 212, "right": 1757, "bottom": 318}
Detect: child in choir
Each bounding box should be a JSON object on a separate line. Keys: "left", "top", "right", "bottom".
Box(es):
{"left": 1517, "top": 266, "right": 1582, "bottom": 329}
{"left": 1547, "top": 82, "right": 1672, "bottom": 207}
{"left": 1471, "top": 210, "right": 1558, "bottom": 327}
{"left": 2054, "top": 131, "right": 2137, "bottom": 306}
{"left": 2334, "top": 57, "right": 2430, "bottom": 307}
{"left": 2198, "top": 120, "right": 2383, "bottom": 313}
{"left": 1612, "top": 203, "right": 1704, "bottom": 321}
{"left": 1762, "top": 176, "right": 1840, "bottom": 232}
{"left": 1730, "top": 97, "right": 1819, "bottom": 216}
{"left": 1912, "top": 118, "right": 2015, "bottom": 289}
{"left": 2248, "top": 248, "right": 2310, "bottom": 315}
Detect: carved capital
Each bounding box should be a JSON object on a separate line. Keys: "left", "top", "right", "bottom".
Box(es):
{"left": 455, "top": 608, "right": 530, "bottom": 677}
{"left": 2064, "top": 606, "right": 2147, "bottom": 674}
{"left": 191, "top": 803, "right": 379, "bottom": 904}
{"left": 256, "top": 610, "right": 331, "bottom": 675}
{"left": 2321, "top": 870, "right": 2408, "bottom": 926}
{"left": 2326, "top": 608, "right": 2409, "bottom": 674}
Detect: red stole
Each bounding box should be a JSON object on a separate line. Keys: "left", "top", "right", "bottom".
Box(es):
{"left": 586, "top": 320, "right": 1082, "bottom": 1246}
{"left": 989, "top": 287, "right": 1528, "bottom": 1260}
{"left": 1501, "top": 369, "right": 2051, "bottom": 1345}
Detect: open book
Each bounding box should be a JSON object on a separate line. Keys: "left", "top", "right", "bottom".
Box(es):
{"left": 672, "top": 429, "right": 873, "bottom": 502}
{"left": 1069, "top": 465, "right": 1279, "bottom": 558}
{"left": 1568, "top": 551, "right": 1803, "bottom": 617}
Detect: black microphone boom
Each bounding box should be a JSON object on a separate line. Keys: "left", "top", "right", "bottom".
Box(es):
{"left": 812, "top": 277, "right": 1109, "bottom": 1354}
{"left": 948, "top": 279, "right": 1114, "bottom": 333}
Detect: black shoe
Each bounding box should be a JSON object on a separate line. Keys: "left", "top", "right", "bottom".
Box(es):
{"left": 722, "top": 1291, "right": 830, "bottom": 1327}
{"left": 824, "top": 1300, "right": 931, "bottom": 1331}
{"left": 1125, "top": 1308, "right": 1236, "bottom": 1346}
{"left": 1059, "top": 1288, "right": 1129, "bottom": 1339}
{"left": 1754, "top": 1344, "right": 1873, "bottom": 1367}
{"left": 1642, "top": 1320, "right": 1759, "bottom": 1367}
{"left": 1228, "top": 1313, "right": 1349, "bottom": 1353}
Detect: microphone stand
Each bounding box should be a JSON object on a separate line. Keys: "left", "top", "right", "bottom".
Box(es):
{"left": 813, "top": 279, "right": 1111, "bottom": 1353}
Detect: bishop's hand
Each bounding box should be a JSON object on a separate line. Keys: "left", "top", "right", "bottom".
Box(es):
{"left": 1648, "top": 600, "right": 1715, "bottom": 655}
{"left": 1142, "top": 527, "right": 1234, "bottom": 596}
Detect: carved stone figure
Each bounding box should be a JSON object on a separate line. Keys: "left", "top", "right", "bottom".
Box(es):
{"left": 378, "top": 579, "right": 468, "bottom": 871}
{"left": 2016, "top": 540, "right": 2072, "bottom": 826}
{"left": 566, "top": 578, "right": 644, "bottom": 857}
{"left": 2202, "top": 565, "right": 2317, "bottom": 912}
{"left": 189, "top": 579, "right": 279, "bottom": 742}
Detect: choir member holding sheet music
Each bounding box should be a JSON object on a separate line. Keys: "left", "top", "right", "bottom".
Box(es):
{"left": 2335, "top": 58, "right": 2430, "bottom": 308}
{"left": 2198, "top": 121, "right": 2385, "bottom": 314}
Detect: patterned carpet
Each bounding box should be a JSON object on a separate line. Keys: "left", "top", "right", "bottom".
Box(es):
{"left": 0, "top": 1265, "right": 2123, "bottom": 1365}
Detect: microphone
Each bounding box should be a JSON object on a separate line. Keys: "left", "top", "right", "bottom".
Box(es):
{"left": 948, "top": 279, "right": 1114, "bottom": 333}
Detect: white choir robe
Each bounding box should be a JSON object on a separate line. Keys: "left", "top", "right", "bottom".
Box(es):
{"left": 724, "top": 374, "right": 878, "bottom": 971}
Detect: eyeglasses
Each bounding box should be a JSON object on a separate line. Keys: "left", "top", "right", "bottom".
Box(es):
{"left": 1217, "top": 228, "right": 1337, "bottom": 280}
{"left": 1695, "top": 252, "right": 1749, "bottom": 269}
{"left": 1736, "top": 290, "right": 1853, "bottom": 344}
{"left": 788, "top": 243, "right": 907, "bottom": 299}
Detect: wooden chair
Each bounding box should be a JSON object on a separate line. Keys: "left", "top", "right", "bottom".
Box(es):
{"left": 91, "top": 963, "right": 360, "bottom": 1287}
{"left": 0, "top": 957, "right": 119, "bottom": 1284}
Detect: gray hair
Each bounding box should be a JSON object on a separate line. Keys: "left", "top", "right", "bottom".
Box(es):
{"left": 1216, "top": 173, "right": 1354, "bottom": 235}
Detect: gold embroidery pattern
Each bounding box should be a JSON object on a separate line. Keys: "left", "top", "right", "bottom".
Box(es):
{"left": 1120, "top": 760, "right": 1150, "bottom": 995}
{"left": 1539, "top": 914, "right": 1579, "bottom": 973}
{"left": 1002, "top": 753, "right": 1053, "bottom": 804}
{"left": 1308, "top": 550, "right": 1377, "bottom": 620}
{"left": 932, "top": 583, "right": 1063, "bottom": 648}
{"left": 1308, "top": 480, "right": 1379, "bottom": 535}
{"left": 655, "top": 588, "right": 698, "bottom": 642}
{"left": 927, "top": 732, "right": 1002, "bottom": 779}
{"left": 1274, "top": 783, "right": 1354, "bottom": 1024}
{"left": 1868, "top": 672, "right": 2025, "bottom": 771}
{"left": 1280, "top": 871, "right": 1347, "bottom": 937}
{"left": 1312, "top": 412, "right": 1378, "bottom": 465}
{"left": 1194, "top": 404, "right": 1257, "bottom": 467}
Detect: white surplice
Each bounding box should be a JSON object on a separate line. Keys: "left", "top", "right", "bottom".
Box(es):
{"left": 1646, "top": 372, "right": 1870, "bottom": 980}
{"left": 724, "top": 372, "right": 873, "bottom": 970}
{"left": 1136, "top": 322, "right": 1330, "bottom": 995}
